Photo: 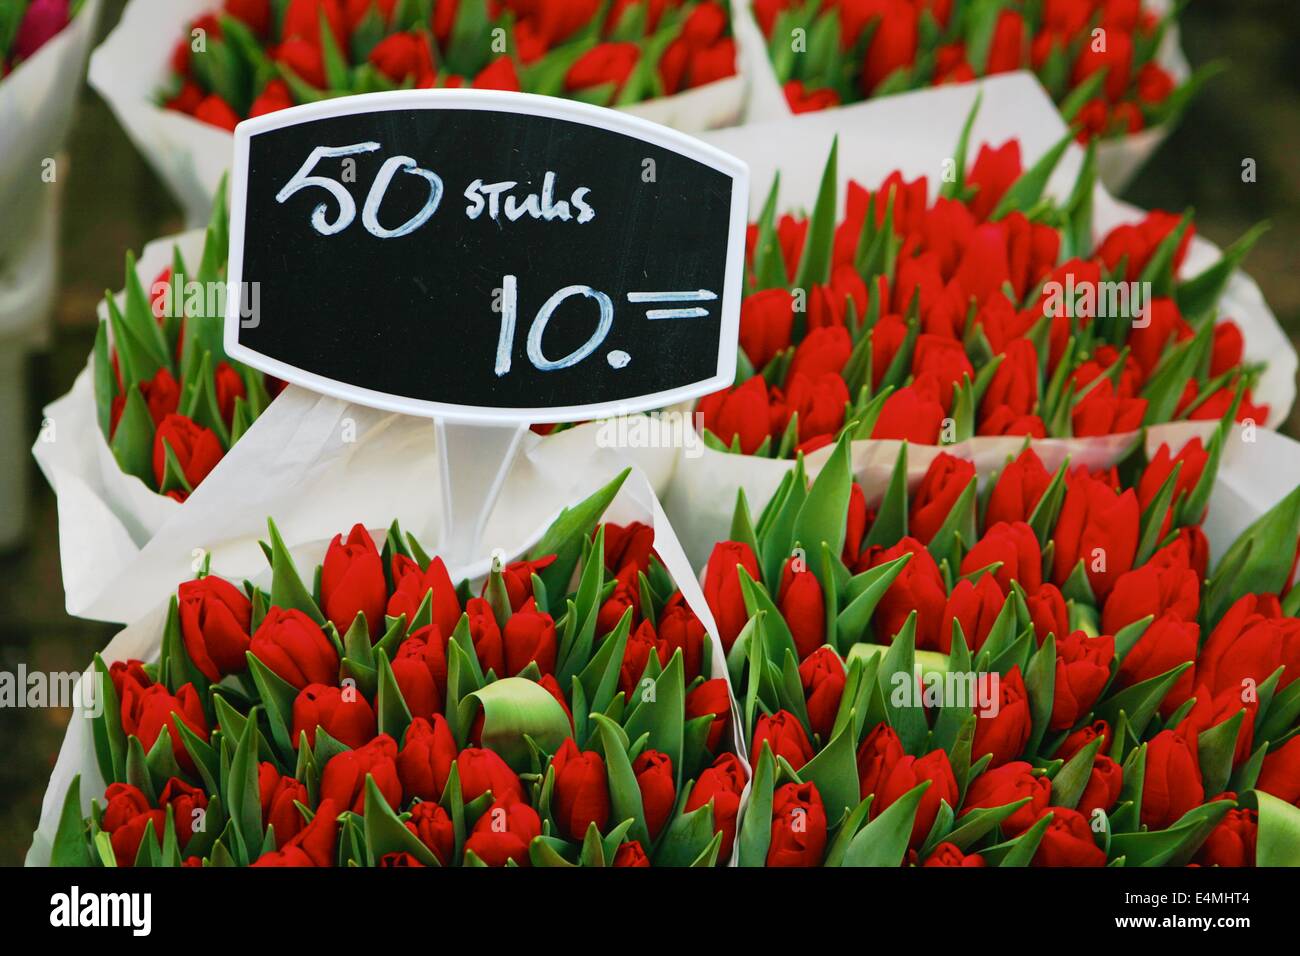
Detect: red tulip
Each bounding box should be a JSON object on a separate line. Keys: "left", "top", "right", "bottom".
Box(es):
{"left": 703, "top": 540, "right": 761, "bottom": 651}
{"left": 249, "top": 79, "right": 294, "bottom": 117}
{"left": 778, "top": 558, "right": 826, "bottom": 660}
{"left": 602, "top": 521, "right": 656, "bottom": 576}
{"left": 923, "top": 842, "right": 987, "bottom": 867}
{"left": 100, "top": 784, "right": 165, "bottom": 868}
{"left": 320, "top": 734, "right": 400, "bottom": 813}
{"left": 986, "top": 448, "right": 1053, "bottom": 526}
{"left": 972, "top": 665, "right": 1032, "bottom": 768}
{"left": 1194, "top": 808, "right": 1257, "bottom": 867}
{"left": 291, "top": 682, "right": 376, "bottom": 749}
{"left": 656, "top": 592, "right": 705, "bottom": 682}
{"left": 980, "top": 339, "right": 1040, "bottom": 429}
{"left": 564, "top": 42, "right": 639, "bottom": 94}
{"left": 1026, "top": 582, "right": 1070, "bottom": 645}
{"left": 612, "top": 840, "right": 651, "bottom": 866}
{"left": 1051, "top": 631, "right": 1115, "bottom": 730}
{"left": 856, "top": 723, "right": 905, "bottom": 800}
{"left": 177, "top": 575, "right": 251, "bottom": 681}
{"left": 698, "top": 377, "right": 779, "bottom": 456}
{"left": 368, "top": 31, "right": 434, "bottom": 83}
{"left": 1078, "top": 754, "right": 1124, "bottom": 816}
{"left": 152, "top": 414, "right": 224, "bottom": 496}
{"left": 456, "top": 747, "right": 524, "bottom": 804}
{"left": 259, "top": 762, "right": 308, "bottom": 847}
{"left": 985, "top": 10, "right": 1024, "bottom": 74}
{"left": 503, "top": 598, "right": 558, "bottom": 677}
{"left": 798, "top": 646, "right": 846, "bottom": 741}
{"left": 857, "top": 536, "right": 947, "bottom": 650}
{"left": 251, "top": 798, "right": 340, "bottom": 866}
{"left": 875, "top": 750, "right": 959, "bottom": 846}
{"left": 1141, "top": 729, "right": 1203, "bottom": 830}
{"left": 193, "top": 95, "right": 242, "bottom": 131}
{"left": 910, "top": 454, "right": 976, "bottom": 546}
{"left": 1117, "top": 613, "right": 1197, "bottom": 715}
{"left": 1097, "top": 211, "right": 1193, "bottom": 283}
{"left": 464, "top": 798, "right": 541, "bottom": 866}
{"left": 961, "top": 520, "right": 1042, "bottom": 595}
{"left": 1256, "top": 736, "right": 1300, "bottom": 805}
{"left": 1197, "top": 593, "right": 1300, "bottom": 700}
{"left": 388, "top": 554, "right": 461, "bottom": 637}
{"left": 549, "top": 738, "right": 610, "bottom": 839}
{"left": 961, "top": 761, "right": 1051, "bottom": 835}
{"left": 739, "top": 288, "right": 795, "bottom": 369}
{"left": 250, "top": 607, "right": 339, "bottom": 690}
{"left": 632, "top": 749, "right": 676, "bottom": 839}
{"left": 753, "top": 710, "right": 815, "bottom": 770}
{"left": 1032, "top": 807, "right": 1106, "bottom": 866}
{"left": 685, "top": 678, "right": 732, "bottom": 754}
{"left": 1051, "top": 469, "right": 1140, "bottom": 601}
{"left": 766, "top": 781, "right": 828, "bottom": 867}
{"left": 684, "top": 752, "right": 747, "bottom": 859}
{"left": 941, "top": 575, "right": 1005, "bottom": 653}
{"left": 118, "top": 679, "right": 208, "bottom": 774}
{"left": 1176, "top": 683, "right": 1257, "bottom": 769}
{"left": 1102, "top": 542, "right": 1200, "bottom": 634}
{"left": 619, "top": 619, "right": 659, "bottom": 701}
{"left": 912, "top": 335, "right": 975, "bottom": 410}
{"left": 396, "top": 714, "right": 458, "bottom": 802}
{"left": 321, "top": 523, "right": 386, "bottom": 639}
{"left": 390, "top": 627, "right": 447, "bottom": 719}
{"left": 1056, "top": 719, "right": 1112, "bottom": 762}
{"left": 870, "top": 381, "right": 946, "bottom": 444}
{"left": 282, "top": 0, "right": 347, "bottom": 48}
{"left": 967, "top": 139, "right": 1021, "bottom": 222}
{"left": 860, "top": 0, "right": 917, "bottom": 94}
{"left": 404, "top": 799, "right": 454, "bottom": 865}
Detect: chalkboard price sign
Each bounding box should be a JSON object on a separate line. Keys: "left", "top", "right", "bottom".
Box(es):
{"left": 223, "top": 90, "right": 749, "bottom": 424}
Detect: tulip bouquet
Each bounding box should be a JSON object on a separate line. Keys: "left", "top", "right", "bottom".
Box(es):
{"left": 38, "top": 472, "right": 748, "bottom": 868}
{"left": 93, "top": 0, "right": 752, "bottom": 223}
{"left": 92, "top": 187, "right": 276, "bottom": 504}
{"left": 707, "top": 426, "right": 1300, "bottom": 865}
{"left": 0, "top": 0, "right": 82, "bottom": 75}
{"left": 160, "top": 0, "right": 739, "bottom": 130}
{"left": 698, "top": 121, "right": 1269, "bottom": 462}
{"left": 750, "top": 0, "right": 1199, "bottom": 135}
{"left": 742, "top": 0, "right": 1202, "bottom": 188}
{"left": 0, "top": 0, "right": 98, "bottom": 265}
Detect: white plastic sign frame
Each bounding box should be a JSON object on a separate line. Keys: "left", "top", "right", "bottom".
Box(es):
{"left": 223, "top": 89, "right": 750, "bottom": 426}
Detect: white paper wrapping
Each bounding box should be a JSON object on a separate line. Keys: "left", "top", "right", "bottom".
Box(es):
{"left": 734, "top": 0, "right": 1190, "bottom": 194}
{"left": 33, "top": 224, "right": 678, "bottom": 621}
{"left": 1195, "top": 425, "right": 1300, "bottom": 568}
{"left": 90, "top": 0, "right": 762, "bottom": 226}
{"left": 0, "top": 0, "right": 100, "bottom": 267}
{"left": 26, "top": 464, "right": 745, "bottom": 867}
{"left": 659, "top": 73, "right": 1295, "bottom": 569}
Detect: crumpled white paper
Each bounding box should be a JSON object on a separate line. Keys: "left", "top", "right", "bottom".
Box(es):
{"left": 33, "top": 227, "right": 678, "bottom": 622}
{"left": 733, "top": 0, "right": 1190, "bottom": 193}
{"left": 657, "top": 74, "right": 1296, "bottom": 568}
{"left": 1195, "top": 425, "right": 1300, "bottom": 568}
{"left": 0, "top": 0, "right": 100, "bottom": 267}
{"left": 25, "top": 465, "right": 746, "bottom": 867}
{"left": 90, "top": 0, "right": 762, "bottom": 226}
